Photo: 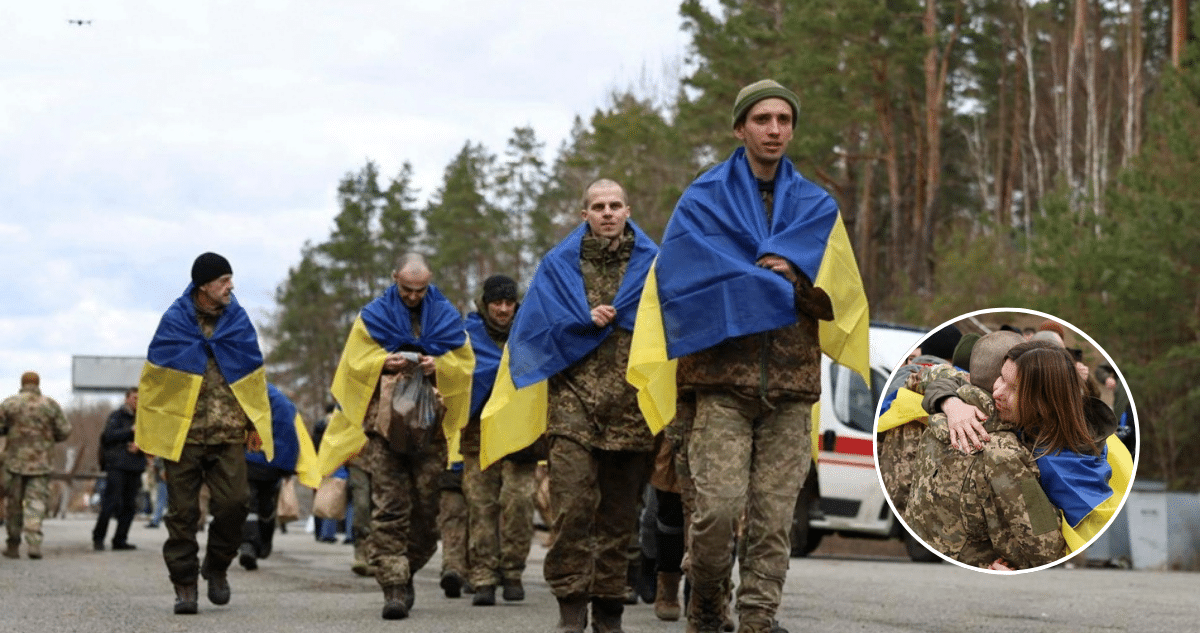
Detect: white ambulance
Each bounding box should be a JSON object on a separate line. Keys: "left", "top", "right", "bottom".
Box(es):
{"left": 790, "top": 322, "right": 939, "bottom": 561}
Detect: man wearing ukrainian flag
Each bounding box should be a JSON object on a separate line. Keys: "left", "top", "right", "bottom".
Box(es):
{"left": 317, "top": 253, "right": 474, "bottom": 621}
{"left": 481, "top": 179, "right": 658, "bottom": 633}
{"left": 135, "top": 252, "right": 274, "bottom": 616}
{"left": 626, "top": 80, "right": 869, "bottom": 633}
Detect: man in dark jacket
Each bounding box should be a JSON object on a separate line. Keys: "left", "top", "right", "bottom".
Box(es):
{"left": 92, "top": 387, "right": 145, "bottom": 551}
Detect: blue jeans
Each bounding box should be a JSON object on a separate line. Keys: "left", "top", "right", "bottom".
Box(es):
{"left": 151, "top": 480, "right": 167, "bottom": 525}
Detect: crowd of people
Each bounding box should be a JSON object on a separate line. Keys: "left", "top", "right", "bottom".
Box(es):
{"left": 0, "top": 77, "right": 1131, "bottom": 632}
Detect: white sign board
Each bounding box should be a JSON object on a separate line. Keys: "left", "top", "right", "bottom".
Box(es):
{"left": 71, "top": 355, "right": 145, "bottom": 393}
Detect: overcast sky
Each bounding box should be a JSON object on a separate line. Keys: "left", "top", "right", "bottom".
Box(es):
{"left": 1, "top": 0, "right": 703, "bottom": 406}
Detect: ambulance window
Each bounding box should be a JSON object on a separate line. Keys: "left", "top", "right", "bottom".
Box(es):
{"left": 831, "top": 364, "right": 888, "bottom": 433}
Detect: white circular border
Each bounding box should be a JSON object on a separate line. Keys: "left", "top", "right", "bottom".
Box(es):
{"left": 872, "top": 306, "right": 1141, "bottom": 575}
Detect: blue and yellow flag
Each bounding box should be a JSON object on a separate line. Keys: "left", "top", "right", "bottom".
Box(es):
{"left": 464, "top": 312, "right": 502, "bottom": 421}
{"left": 628, "top": 148, "right": 870, "bottom": 431}
{"left": 136, "top": 285, "right": 273, "bottom": 462}
{"left": 316, "top": 284, "right": 474, "bottom": 476}
{"left": 1061, "top": 435, "right": 1133, "bottom": 552}
{"left": 246, "top": 384, "right": 321, "bottom": 489}
{"left": 480, "top": 221, "right": 658, "bottom": 468}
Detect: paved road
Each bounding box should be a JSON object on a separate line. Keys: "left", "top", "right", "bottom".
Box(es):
{"left": 1, "top": 516, "right": 1195, "bottom": 632}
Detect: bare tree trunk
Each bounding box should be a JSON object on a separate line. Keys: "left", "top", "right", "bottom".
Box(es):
{"left": 1171, "top": 0, "right": 1188, "bottom": 68}
{"left": 1124, "top": 0, "right": 1144, "bottom": 167}
{"left": 1020, "top": 1, "right": 1047, "bottom": 212}
{"left": 917, "top": 0, "right": 959, "bottom": 293}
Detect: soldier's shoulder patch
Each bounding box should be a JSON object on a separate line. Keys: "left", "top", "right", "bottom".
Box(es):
{"left": 1020, "top": 478, "right": 1060, "bottom": 535}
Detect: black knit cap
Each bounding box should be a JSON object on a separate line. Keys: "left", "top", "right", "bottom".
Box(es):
{"left": 191, "top": 252, "right": 233, "bottom": 287}
{"left": 920, "top": 324, "right": 962, "bottom": 363}
{"left": 482, "top": 275, "right": 518, "bottom": 304}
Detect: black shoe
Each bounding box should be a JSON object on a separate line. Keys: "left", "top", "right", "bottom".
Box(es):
{"left": 238, "top": 544, "right": 258, "bottom": 570}
{"left": 472, "top": 585, "right": 496, "bottom": 606}
{"left": 201, "top": 567, "right": 231, "bottom": 605}
{"left": 382, "top": 584, "right": 409, "bottom": 620}
{"left": 112, "top": 542, "right": 137, "bottom": 551}
{"left": 502, "top": 578, "right": 525, "bottom": 602}
{"left": 93, "top": 541, "right": 104, "bottom": 551}
{"left": 405, "top": 577, "right": 415, "bottom": 610}
{"left": 173, "top": 584, "right": 198, "bottom": 615}
{"left": 440, "top": 570, "right": 463, "bottom": 598}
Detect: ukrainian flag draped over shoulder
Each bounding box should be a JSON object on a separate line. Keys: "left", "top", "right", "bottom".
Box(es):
{"left": 480, "top": 221, "right": 658, "bottom": 469}
{"left": 246, "top": 384, "right": 321, "bottom": 489}
{"left": 136, "top": 285, "right": 273, "bottom": 462}
{"left": 317, "top": 284, "right": 473, "bottom": 476}
{"left": 464, "top": 312, "right": 502, "bottom": 421}
{"left": 628, "top": 148, "right": 870, "bottom": 431}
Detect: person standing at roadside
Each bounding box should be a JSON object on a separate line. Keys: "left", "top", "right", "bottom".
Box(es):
{"left": 92, "top": 387, "right": 144, "bottom": 551}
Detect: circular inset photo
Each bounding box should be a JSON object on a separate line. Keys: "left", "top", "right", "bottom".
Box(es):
{"left": 874, "top": 308, "right": 1137, "bottom": 573}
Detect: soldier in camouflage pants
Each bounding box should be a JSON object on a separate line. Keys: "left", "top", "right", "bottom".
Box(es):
{"left": 515, "top": 179, "right": 656, "bottom": 633}
{"left": 437, "top": 463, "right": 469, "bottom": 593}
{"left": 0, "top": 371, "right": 72, "bottom": 560}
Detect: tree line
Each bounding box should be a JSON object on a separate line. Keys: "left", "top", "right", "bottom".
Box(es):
{"left": 264, "top": 1, "right": 1199, "bottom": 489}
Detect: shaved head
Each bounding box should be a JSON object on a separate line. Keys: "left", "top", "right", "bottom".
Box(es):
{"left": 969, "top": 331, "right": 1024, "bottom": 393}
{"left": 393, "top": 252, "right": 432, "bottom": 308}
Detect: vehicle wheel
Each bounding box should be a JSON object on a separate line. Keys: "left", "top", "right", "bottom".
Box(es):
{"left": 903, "top": 531, "right": 941, "bottom": 563}
{"left": 790, "top": 471, "right": 823, "bottom": 557}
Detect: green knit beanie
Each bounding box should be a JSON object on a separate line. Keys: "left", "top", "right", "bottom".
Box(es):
{"left": 731, "top": 79, "right": 801, "bottom": 128}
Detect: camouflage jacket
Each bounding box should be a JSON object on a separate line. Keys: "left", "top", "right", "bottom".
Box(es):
{"left": 547, "top": 228, "right": 653, "bottom": 452}
{"left": 187, "top": 302, "right": 252, "bottom": 445}
{"left": 904, "top": 381, "right": 1066, "bottom": 569}
{"left": 0, "top": 385, "right": 72, "bottom": 475}
{"left": 675, "top": 182, "right": 825, "bottom": 403}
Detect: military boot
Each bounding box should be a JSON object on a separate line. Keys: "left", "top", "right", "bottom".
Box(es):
{"left": 654, "top": 572, "right": 682, "bottom": 621}
{"left": 381, "top": 584, "right": 409, "bottom": 620}
{"left": 3, "top": 540, "right": 19, "bottom": 559}
{"left": 27, "top": 541, "right": 42, "bottom": 560}
{"left": 472, "top": 584, "right": 496, "bottom": 606}
{"left": 502, "top": 577, "right": 525, "bottom": 601}
{"left": 440, "top": 569, "right": 464, "bottom": 598}
{"left": 591, "top": 597, "right": 626, "bottom": 633}
{"left": 200, "top": 564, "right": 231, "bottom": 605}
{"left": 173, "top": 583, "right": 199, "bottom": 615}
{"left": 555, "top": 595, "right": 588, "bottom": 633}
{"left": 685, "top": 583, "right": 726, "bottom": 633}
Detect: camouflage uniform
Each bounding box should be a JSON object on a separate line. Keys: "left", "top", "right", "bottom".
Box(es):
{"left": 347, "top": 458, "right": 373, "bottom": 572}
{"left": 679, "top": 182, "right": 825, "bottom": 630}
{"left": 877, "top": 363, "right": 963, "bottom": 516}
{"left": 162, "top": 302, "right": 253, "bottom": 586}
{"left": 544, "top": 228, "right": 655, "bottom": 603}
{"left": 459, "top": 302, "right": 537, "bottom": 593}
{"left": 438, "top": 464, "right": 469, "bottom": 583}
{"left": 0, "top": 384, "right": 71, "bottom": 554}
{"left": 362, "top": 430, "right": 446, "bottom": 589}
{"left": 903, "top": 380, "right": 1066, "bottom": 569}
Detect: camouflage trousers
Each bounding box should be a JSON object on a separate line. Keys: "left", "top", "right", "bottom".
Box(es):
{"left": 877, "top": 420, "right": 925, "bottom": 517}
{"left": 348, "top": 464, "right": 373, "bottom": 565}
{"left": 687, "top": 390, "right": 811, "bottom": 622}
{"left": 4, "top": 471, "right": 50, "bottom": 547}
{"left": 438, "top": 476, "right": 468, "bottom": 578}
{"left": 462, "top": 453, "right": 537, "bottom": 587}
{"left": 362, "top": 433, "right": 445, "bottom": 588}
{"left": 544, "top": 436, "right": 650, "bottom": 600}
{"left": 163, "top": 442, "right": 249, "bottom": 585}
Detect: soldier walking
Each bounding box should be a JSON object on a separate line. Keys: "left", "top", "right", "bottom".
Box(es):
{"left": 1, "top": 371, "right": 72, "bottom": 560}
